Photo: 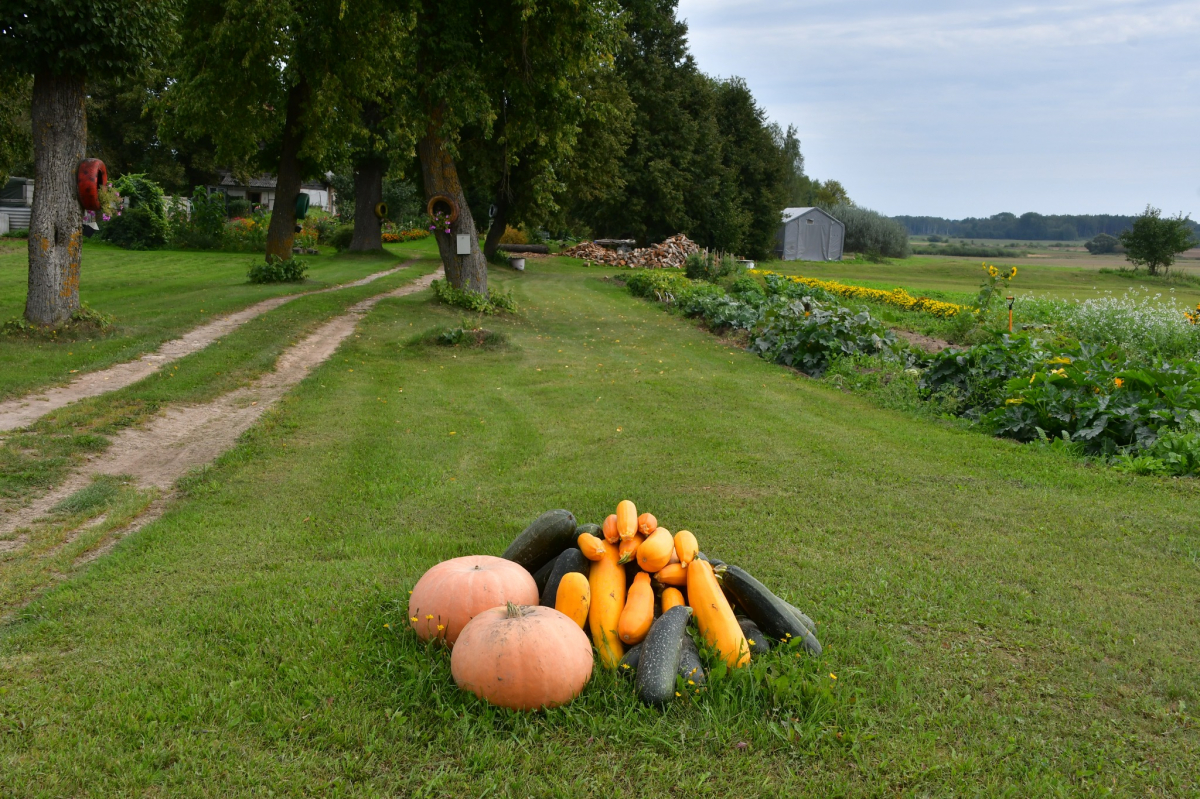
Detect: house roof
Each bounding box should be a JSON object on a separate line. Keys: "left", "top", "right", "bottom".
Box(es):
{"left": 780, "top": 206, "right": 843, "bottom": 225}
{"left": 215, "top": 171, "right": 329, "bottom": 191}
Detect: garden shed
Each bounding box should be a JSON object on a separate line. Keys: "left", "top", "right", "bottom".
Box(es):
{"left": 775, "top": 207, "right": 844, "bottom": 261}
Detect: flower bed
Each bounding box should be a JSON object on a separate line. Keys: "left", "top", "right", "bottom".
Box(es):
{"left": 749, "top": 269, "right": 965, "bottom": 318}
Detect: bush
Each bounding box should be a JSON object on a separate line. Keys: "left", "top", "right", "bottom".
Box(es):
{"left": 431, "top": 279, "right": 516, "bottom": 314}
{"left": 226, "top": 197, "right": 251, "bottom": 219}
{"left": 247, "top": 255, "right": 307, "bottom": 284}
{"left": 328, "top": 224, "right": 354, "bottom": 253}
{"left": 1085, "top": 233, "right": 1119, "bottom": 254}
{"left": 684, "top": 252, "right": 738, "bottom": 282}
{"left": 828, "top": 203, "right": 911, "bottom": 258}
{"left": 101, "top": 173, "right": 169, "bottom": 250}
{"left": 100, "top": 205, "right": 169, "bottom": 250}
{"left": 170, "top": 186, "right": 227, "bottom": 250}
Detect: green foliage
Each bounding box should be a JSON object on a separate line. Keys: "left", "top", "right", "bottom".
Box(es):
{"left": 247, "top": 255, "right": 307, "bottom": 284}
{"left": 1114, "top": 422, "right": 1200, "bottom": 476}
{"left": 427, "top": 325, "right": 509, "bottom": 349}
{"left": 225, "top": 197, "right": 251, "bottom": 219}
{"left": 910, "top": 243, "right": 1025, "bottom": 258}
{"left": 328, "top": 224, "right": 355, "bottom": 253}
{"left": 920, "top": 334, "right": 1200, "bottom": 459}
{"left": 828, "top": 203, "right": 911, "bottom": 258}
{"left": 895, "top": 211, "right": 1166, "bottom": 241}
{"left": 431, "top": 279, "right": 516, "bottom": 314}
{"left": 813, "top": 179, "right": 851, "bottom": 208}
{"left": 0, "top": 0, "right": 177, "bottom": 78}
{"left": 1085, "top": 233, "right": 1120, "bottom": 254}
{"left": 100, "top": 205, "right": 169, "bottom": 250}
{"left": 823, "top": 354, "right": 959, "bottom": 418}
{"left": 568, "top": 2, "right": 797, "bottom": 259}
{"left": 1059, "top": 288, "right": 1200, "bottom": 361}
{"left": 684, "top": 251, "right": 738, "bottom": 282}
{"left": 0, "top": 74, "right": 32, "bottom": 184}
{"left": 1119, "top": 205, "right": 1199, "bottom": 276}
{"left": 750, "top": 297, "right": 898, "bottom": 376}
{"left": 169, "top": 186, "right": 227, "bottom": 250}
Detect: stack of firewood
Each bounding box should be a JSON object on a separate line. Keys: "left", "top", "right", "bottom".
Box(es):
{"left": 560, "top": 235, "right": 700, "bottom": 269}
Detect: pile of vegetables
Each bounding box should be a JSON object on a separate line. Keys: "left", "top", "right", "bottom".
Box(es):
{"left": 407, "top": 503, "right": 822, "bottom": 711}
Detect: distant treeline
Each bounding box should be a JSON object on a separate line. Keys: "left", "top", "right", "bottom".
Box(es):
{"left": 894, "top": 212, "right": 1199, "bottom": 241}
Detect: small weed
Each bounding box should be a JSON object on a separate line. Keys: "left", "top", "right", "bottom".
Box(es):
{"left": 248, "top": 255, "right": 308, "bottom": 284}
{"left": 431, "top": 279, "right": 516, "bottom": 314}
{"left": 50, "top": 475, "right": 129, "bottom": 516}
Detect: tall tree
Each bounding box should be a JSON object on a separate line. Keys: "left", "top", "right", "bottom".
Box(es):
{"left": 167, "top": 0, "right": 411, "bottom": 262}
{"left": 1119, "top": 206, "right": 1198, "bottom": 276}
{"left": 0, "top": 74, "right": 33, "bottom": 185}
{"left": 0, "top": 0, "right": 177, "bottom": 326}
{"left": 410, "top": 0, "right": 619, "bottom": 292}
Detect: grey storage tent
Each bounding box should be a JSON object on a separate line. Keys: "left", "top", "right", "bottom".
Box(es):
{"left": 775, "top": 207, "right": 844, "bottom": 261}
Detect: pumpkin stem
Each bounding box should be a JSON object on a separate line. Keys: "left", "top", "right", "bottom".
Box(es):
{"left": 506, "top": 601, "right": 530, "bottom": 618}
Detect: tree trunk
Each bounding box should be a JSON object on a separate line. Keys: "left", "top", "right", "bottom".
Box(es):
{"left": 349, "top": 156, "right": 385, "bottom": 251}
{"left": 25, "top": 72, "right": 86, "bottom": 327}
{"left": 265, "top": 79, "right": 309, "bottom": 262}
{"left": 483, "top": 189, "right": 508, "bottom": 261}
{"left": 417, "top": 119, "right": 486, "bottom": 294}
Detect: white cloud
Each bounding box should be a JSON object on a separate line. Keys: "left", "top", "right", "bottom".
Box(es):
{"left": 677, "top": 0, "right": 1200, "bottom": 217}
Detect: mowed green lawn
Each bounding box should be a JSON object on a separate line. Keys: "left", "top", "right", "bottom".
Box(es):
{"left": 0, "top": 240, "right": 413, "bottom": 400}
{"left": 1, "top": 254, "right": 1197, "bottom": 795}
{"left": 770, "top": 254, "right": 1200, "bottom": 306}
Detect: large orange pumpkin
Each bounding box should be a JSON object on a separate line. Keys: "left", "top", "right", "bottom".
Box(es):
{"left": 408, "top": 555, "right": 538, "bottom": 645}
{"left": 452, "top": 602, "right": 594, "bottom": 711}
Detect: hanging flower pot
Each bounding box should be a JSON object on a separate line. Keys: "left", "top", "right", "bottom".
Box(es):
{"left": 77, "top": 159, "right": 108, "bottom": 212}
{"left": 426, "top": 194, "right": 459, "bottom": 226}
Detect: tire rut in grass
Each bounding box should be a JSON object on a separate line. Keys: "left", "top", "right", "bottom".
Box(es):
{"left": 0, "top": 260, "right": 417, "bottom": 432}
{"left": 0, "top": 268, "right": 442, "bottom": 549}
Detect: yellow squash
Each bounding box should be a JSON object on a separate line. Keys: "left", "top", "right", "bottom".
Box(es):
{"left": 653, "top": 562, "right": 688, "bottom": 587}
{"left": 577, "top": 533, "right": 606, "bottom": 561}
{"left": 617, "top": 572, "right": 654, "bottom": 644}
{"left": 673, "top": 530, "right": 698, "bottom": 565}
{"left": 615, "top": 500, "right": 638, "bottom": 540}
{"left": 555, "top": 572, "right": 591, "bottom": 629}
{"left": 687, "top": 559, "right": 749, "bottom": 668}
{"left": 617, "top": 533, "right": 644, "bottom": 564}
{"left": 636, "top": 527, "right": 674, "bottom": 573}
{"left": 588, "top": 539, "right": 627, "bottom": 668}
{"left": 661, "top": 587, "right": 685, "bottom": 613}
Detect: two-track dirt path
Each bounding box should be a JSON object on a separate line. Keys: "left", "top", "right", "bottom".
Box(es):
{"left": 0, "top": 267, "right": 442, "bottom": 552}
{"left": 0, "top": 263, "right": 413, "bottom": 432}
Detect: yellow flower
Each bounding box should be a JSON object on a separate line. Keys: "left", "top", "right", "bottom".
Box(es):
{"left": 1114, "top": 377, "right": 1124, "bottom": 388}
{"left": 830, "top": 673, "right": 837, "bottom": 680}
{"left": 1008, "top": 267, "right": 1018, "bottom": 278}
{"left": 1047, "top": 356, "right": 1072, "bottom": 365}
{"left": 437, "top": 624, "right": 445, "bottom": 632}
{"left": 384, "top": 623, "right": 390, "bottom": 628}
{"left": 1005, "top": 398, "right": 1024, "bottom": 405}
{"left": 675, "top": 692, "right": 681, "bottom": 697}
{"left": 410, "top": 616, "right": 418, "bottom": 622}
{"left": 425, "top": 614, "right": 434, "bottom": 620}
{"left": 1050, "top": 368, "right": 1067, "bottom": 377}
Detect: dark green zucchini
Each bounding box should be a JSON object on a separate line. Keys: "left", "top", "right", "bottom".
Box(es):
{"left": 784, "top": 601, "right": 816, "bottom": 634}
{"left": 635, "top": 605, "right": 692, "bottom": 706}
{"left": 618, "top": 643, "right": 642, "bottom": 676}
{"left": 575, "top": 523, "right": 603, "bottom": 537}
{"left": 531, "top": 554, "right": 559, "bottom": 595}
{"left": 678, "top": 634, "right": 706, "bottom": 687}
{"left": 717, "top": 564, "right": 821, "bottom": 656}
{"left": 540, "top": 548, "right": 590, "bottom": 606}
{"left": 501, "top": 509, "right": 578, "bottom": 573}
{"left": 737, "top": 617, "right": 771, "bottom": 654}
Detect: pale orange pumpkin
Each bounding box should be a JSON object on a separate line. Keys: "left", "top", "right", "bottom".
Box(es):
{"left": 408, "top": 555, "right": 538, "bottom": 646}
{"left": 452, "top": 602, "right": 594, "bottom": 711}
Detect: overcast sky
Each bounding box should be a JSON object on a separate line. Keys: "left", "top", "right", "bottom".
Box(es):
{"left": 677, "top": 0, "right": 1200, "bottom": 219}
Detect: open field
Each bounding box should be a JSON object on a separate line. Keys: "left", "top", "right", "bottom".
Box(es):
{"left": 2, "top": 249, "right": 1197, "bottom": 795}
{"left": 770, "top": 254, "right": 1200, "bottom": 306}
{"left": 0, "top": 241, "right": 417, "bottom": 401}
